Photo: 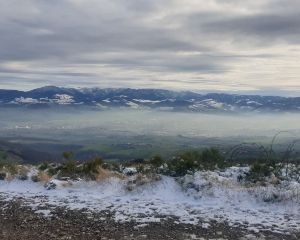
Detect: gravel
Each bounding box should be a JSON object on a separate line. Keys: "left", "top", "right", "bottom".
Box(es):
{"left": 0, "top": 197, "right": 299, "bottom": 240}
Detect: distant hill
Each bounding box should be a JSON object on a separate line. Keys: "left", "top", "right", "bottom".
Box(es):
{"left": 0, "top": 86, "right": 299, "bottom": 113}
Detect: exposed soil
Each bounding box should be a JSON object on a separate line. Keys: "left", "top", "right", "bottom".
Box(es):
{"left": 0, "top": 197, "right": 299, "bottom": 240}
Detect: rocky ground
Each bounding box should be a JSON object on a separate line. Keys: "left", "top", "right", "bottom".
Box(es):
{"left": 0, "top": 197, "right": 299, "bottom": 240}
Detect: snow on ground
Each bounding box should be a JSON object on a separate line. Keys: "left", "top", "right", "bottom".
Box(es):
{"left": 0, "top": 168, "right": 299, "bottom": 234}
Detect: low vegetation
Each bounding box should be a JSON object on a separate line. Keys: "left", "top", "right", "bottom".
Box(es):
{"left": 0, "top": 160, "right": 29, "bottom": 181}
{"left": 0, "top": 134, "right": 299, "bottom": 194}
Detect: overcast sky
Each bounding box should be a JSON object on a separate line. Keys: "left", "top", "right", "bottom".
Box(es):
{"left": 0, "top": 0, "right": 300, "bottom": 95}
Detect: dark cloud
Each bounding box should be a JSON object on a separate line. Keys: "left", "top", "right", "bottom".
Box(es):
{"left": 0, "top": 0, "right": 199, "bottom": 62}
{"left": 181, "top": 0, "right": 300, "bottom": 46}
{"left": 201, "top": 14, "right": 300, "bottom": 44}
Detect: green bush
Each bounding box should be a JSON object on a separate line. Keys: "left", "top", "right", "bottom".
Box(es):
{"left": 246, "top": 162, "right": 274, "bottom": 183}
{"left": 59, "top": 159, "right": 77, "bottom": 178}
{"left": 83, "top": 157, "right": 103, "bottom": 175}
{"left": 200, "top": 147, "right": 225, "bottom": 169}
{"left": 63, "top": 151, "right": 74, "bottom": 160}
{"left": 47, "top": 166, "right": 58, "bottom": 176}
{"left": 38, "top": 162, "right": 49, "bottom": 171}
{"left": 149, "top": 155, "right": 164, "bottom": 168}
{"left": 166, "top": 147, "right": 225, "bottom": 176}
{"left": 59, "top": 151, "right": 78, "bottom": 178}
{"left": 167, "top": 156, "right": 198, "bottom": 176}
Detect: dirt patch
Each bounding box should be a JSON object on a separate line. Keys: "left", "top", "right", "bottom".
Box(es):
{"left": 0, "top": 197, "right": 298, "bottom": 240}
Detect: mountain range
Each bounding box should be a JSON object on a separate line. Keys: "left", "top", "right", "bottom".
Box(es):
{"left": 0, "top": 86, "right": 299, "bottom": 113}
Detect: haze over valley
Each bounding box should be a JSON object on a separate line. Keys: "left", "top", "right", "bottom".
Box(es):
{"left": 1, "top": 104, "right": 300, "bottom": 163}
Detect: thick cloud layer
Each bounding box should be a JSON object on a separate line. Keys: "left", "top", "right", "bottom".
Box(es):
{"left": 0, "top": 0, "right": 299, "bottom": 95}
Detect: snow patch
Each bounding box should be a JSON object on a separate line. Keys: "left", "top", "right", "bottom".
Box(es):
{"left": 14, "top": 97, "right": 40, "bottom": 104}
{"left": 133, "top": 99, "right": 162, "bottom": 104}
{"left": 0, "top": 168, "right": 299, "bottom": 233}
{"left": 53, "top": 94, "right": 74, "bottom": 104}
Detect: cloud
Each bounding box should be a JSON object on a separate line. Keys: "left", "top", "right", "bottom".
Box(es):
{"left": 201, "top": 13, "right": 300, "bottom": 44}
{"left": 0, "top": 0, "right": 299, "bottom": 95}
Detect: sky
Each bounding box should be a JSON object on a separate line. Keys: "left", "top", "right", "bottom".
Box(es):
{"left": 0, "top": 0, "right": 300, "bottom": 96}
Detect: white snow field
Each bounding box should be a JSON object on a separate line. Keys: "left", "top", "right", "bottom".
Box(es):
{"left": 0, "top": 167, "right": 299, "bottom": 234}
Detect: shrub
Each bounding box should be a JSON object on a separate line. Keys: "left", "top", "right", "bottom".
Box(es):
{"left": 0, "top": 172, "right": 6, "bottom": 180}
{"left": 16, "top": 166, "right": 30, "bottom": 181}
{"left": 47, "top": 165, "right": 59, "bottom": 176}
{"left": 163, "top": 148, "right": 225, "bottom": 177}
{"left": 149, "top": 155, "right": 164, "bottom": 168}
{"left": 58, "top": 151, "right": 78, "bottom": 178}
{"left": 31, "top": 174, "right": 40, "bottom": 182}
{"left": 136, "top": 164, "right": 147, "bottom": 174}
{"left": 199, "top": 147, "right": 225, "bottom": 169}
{"left": 59, "top": 159, "right": 77, "bottom": 178}
{"left": 83, "top": 157, "right": 103, "bottom": 176}
{"left": 102, "top": 162, "right": 120, "bottom": 172}
{"left": 17, "top": 174, "right": 28, "bottom": 181}
{"left": 246, "top": 162, "right": 274, "bottom": 183}
{"left": 167, "top": 156, "right": 198, "bottom": 177}
{"left": 65, "top": 159, "right": 77, "bottom": 172}
{"left": 32, "top": 171, "right": 51, "bottom": 183}
{"left": 4, "top": 163, "right": 18, "bottom": 175}
{"left": 63, "top": 151, "right": 74, "bottom": 160}
{"left": 38, "top": 162, "right": 49, "bottom": 171}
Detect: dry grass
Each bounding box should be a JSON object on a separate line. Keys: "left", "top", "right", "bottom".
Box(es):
{"left": 4, "top": 172, "right": 14, "bottom": 181}
{"left": 37, "top": 171, "right": 51, "bottom": 183}
{"left": 94, "top": 167, "right": 125, "bottom": 181}
{"left": 18, "top": 165, "right": 30, "bottom": 176}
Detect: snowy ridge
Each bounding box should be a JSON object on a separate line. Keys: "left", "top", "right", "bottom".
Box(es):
{"left": 1, "top": 86, "right": 300, "bottom": 112}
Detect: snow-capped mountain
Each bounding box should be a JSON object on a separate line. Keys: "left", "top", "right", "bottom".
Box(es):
{"left": 0, "top": 86, "right": 299, "bottom": 112}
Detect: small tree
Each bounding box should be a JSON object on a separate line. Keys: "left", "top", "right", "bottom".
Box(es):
{"left": 63, "top": 151, "right": 74, "bottom": 161}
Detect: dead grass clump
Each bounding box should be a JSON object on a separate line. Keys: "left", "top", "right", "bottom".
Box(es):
{"left": 31, "top": 167, "right": 51, "bottom": 183}
{"left": 17, "top": 165, "right": 30, "bottom": 180}
{"left": 94, "top": 167, "right": 124, "bottom": 181}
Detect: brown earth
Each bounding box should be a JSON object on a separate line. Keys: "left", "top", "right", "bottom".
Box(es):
{"left": 0, "top": 197, "right": 299, "bottom": 240}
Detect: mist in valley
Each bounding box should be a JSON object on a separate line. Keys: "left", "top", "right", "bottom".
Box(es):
{"left": 0, "top": 107, "right": 299, "bottom": 162}
{"left": 1, "top": 107, "right": 300, "bottom": 138}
